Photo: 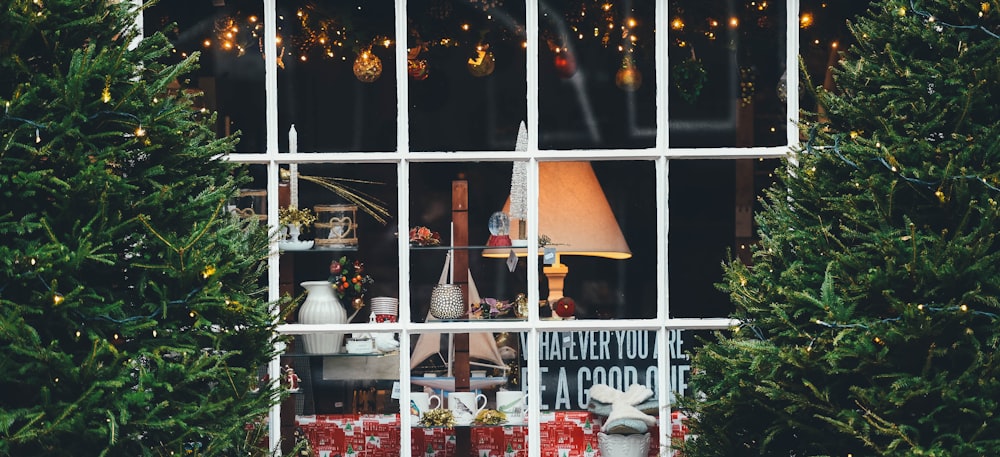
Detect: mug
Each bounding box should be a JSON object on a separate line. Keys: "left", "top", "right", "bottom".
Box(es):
{"left": 448, "top": 392, "right": 487, "bottom": 425}
{"left": 496, "top": 390, "right": 527, "bottom": 424}
{"left": 410, "top": 392, "right": 441, "bottom": 420}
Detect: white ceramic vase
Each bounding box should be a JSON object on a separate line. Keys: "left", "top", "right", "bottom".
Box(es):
{"left": 298, "top": 281, "right": 346, "bottom": 354}
{"left": 597, "top": 432, "right": 650, "bottom": 457}
{"left": 286, "top": 223, "right": 302, "bottom": 242}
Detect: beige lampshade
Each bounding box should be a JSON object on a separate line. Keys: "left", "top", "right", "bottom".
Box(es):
{"left": 486, "top": 161, "right": 631, "bottom": 259}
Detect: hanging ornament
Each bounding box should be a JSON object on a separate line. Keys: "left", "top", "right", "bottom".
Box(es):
{"left": 407, "top": 47, "right": 429, "bottom": 81}
{"left": 553, "top": 49, "right": 577, "bottom": 79}
{"left": 671, "top": 50, "right": 707, "bottom": 104}
{"left": 353, "top": 47, "right": 382, "bottom": 83}
{"left": 467, "top": 44, "right": 495, "bottom": 77}
{"left": 615, "top": 55, "right": 642, "bottom": 91}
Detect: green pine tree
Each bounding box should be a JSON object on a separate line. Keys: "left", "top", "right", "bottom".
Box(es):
{"left": 681, "top": 1, "right": 1000, "bottom": 455}
{"left": 1, "top": 1, "right": 284, "bottom": 455}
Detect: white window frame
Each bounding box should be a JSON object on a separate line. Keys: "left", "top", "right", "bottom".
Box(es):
{"left": 198, "top": 0, "right": 804, "bottom": 455}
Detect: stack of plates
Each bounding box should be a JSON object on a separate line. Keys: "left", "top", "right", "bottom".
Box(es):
{"left": 370, "top": 296, "right": 399, "bottom": 318}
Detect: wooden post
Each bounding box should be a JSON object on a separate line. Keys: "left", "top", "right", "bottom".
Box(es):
{"left": 452, "top": 179, "right": 472, "bottom": 455}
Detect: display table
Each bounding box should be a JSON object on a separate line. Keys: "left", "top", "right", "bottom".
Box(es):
{"left": 294, "top": 411, "right": 678, "bottom": 456}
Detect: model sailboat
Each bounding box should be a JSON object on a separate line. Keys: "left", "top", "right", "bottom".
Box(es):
{"left": 410, "top": 251, "right": 509, "bottom": 391}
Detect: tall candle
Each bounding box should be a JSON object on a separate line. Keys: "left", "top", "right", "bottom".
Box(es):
{"left": 288, "top": 124, "right": 298, "bottom": 209}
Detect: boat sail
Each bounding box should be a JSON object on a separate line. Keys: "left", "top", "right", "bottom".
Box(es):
{"left": 410, "top": 252, "right": 508, "bottom": 391}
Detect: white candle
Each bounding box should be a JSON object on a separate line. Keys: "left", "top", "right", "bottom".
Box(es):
{"left": 288, "top": 124, "right": 298, "bottom": 208}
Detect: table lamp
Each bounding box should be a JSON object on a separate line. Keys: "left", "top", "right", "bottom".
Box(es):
{"left": 485, "top": 161, "right": 631, "bottom": 314}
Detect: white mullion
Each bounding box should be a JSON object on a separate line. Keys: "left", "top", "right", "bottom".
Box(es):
{"left": 657, "top": 155, "right": 671, "bottom": 453}
{"left": 787, "top": 0, "right": 802, "bottom": 166}
{"left": 398, "top": 159, "right": 413, "bottom": 452}
{"left": 395, "top": 0, "right": 412, "bottom": 452}
{"left": 524, "top": 0, "right": 540, "bottom": 452}
{"left": 261, "top": 0, "right": 283, "bottom": 454}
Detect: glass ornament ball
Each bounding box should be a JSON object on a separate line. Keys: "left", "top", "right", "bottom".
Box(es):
{"left": 408, "top": 58, "right": 429, "bottom": 81}
{"left": 354, "top": 50, "right": 383, "bottom": 83}
{"left": 488, "top": 211, "right": 510, "bottom": 236}
{"left": 616, "top": 65, "right": 642, "bottom": 91}
{"left": 468, "top": 49, "right": 496, "bottom": 77}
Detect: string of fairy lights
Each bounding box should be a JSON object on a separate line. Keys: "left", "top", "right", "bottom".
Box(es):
{"left": 802, "top": 125, "right": 1000, "bottom": 197}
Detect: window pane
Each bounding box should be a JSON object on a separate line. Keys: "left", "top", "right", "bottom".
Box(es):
{"left": 536, "top": 161, "right": 656, "bottom": 320}
{"left": 410, "top": 331, "right": 528, "bottom": 454}
{"left": 668, "top": 159, "right": 779, "bottom": 317}
{"left": 278, "top": 1, "right": 397, "bottom": 152}
{"left": 538, "top": 1, "right": 656, "bottom": 149}
{"left": 406, "top": 0, "right": 527, "bottom": 152}
{"left": 667, "top": 0, "right": 788, "bottom": 147}
{"left": 535, "top": 331, "right": 663, "bottom": 454}
{"left": 409, "top": 162, "right": 528, "bottom": 321}
{"left": 145, "top": 0, "right": 266, "bottom": 152}
{"left": 271, "top": 162, "right": 400, "bottom": 454}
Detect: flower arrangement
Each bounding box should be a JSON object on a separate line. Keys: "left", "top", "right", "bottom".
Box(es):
{"left": 329, "top": 256, "right": 373, "bottom": 311}
{"left": 469, "top": 298, "right": 514, "bottom": 319}
{"left": 278, "top": 206, "right": 317, "bottom": 227}
{"left": 409, "top": 226, "right": 441, "bottom": 246}
{"left": 474, "top": 409, "right": 507, "bottom": 426}
{"left": 419, "top": 408, "right": 455, "bottom": 427}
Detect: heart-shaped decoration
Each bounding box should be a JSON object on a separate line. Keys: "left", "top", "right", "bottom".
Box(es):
{"left": 327, "top": 216, "right": 353, "bottom": 239}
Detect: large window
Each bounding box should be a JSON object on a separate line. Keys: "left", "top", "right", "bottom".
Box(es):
{"left": 144, "top": 1, "right": 807, "bottom": 455}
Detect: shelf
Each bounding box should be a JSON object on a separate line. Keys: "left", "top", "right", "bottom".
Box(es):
{"left": 278, "top": 245, "right": 358, "bottom": 253}
{"left": 283, "top": 350, "right": 398, "bottom": 358}
{"left": 410, "top": 376, "right": 508, "bottom": 391}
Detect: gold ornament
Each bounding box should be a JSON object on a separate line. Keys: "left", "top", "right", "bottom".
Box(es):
{"left": 615, "top": 55, "right": 642, "bottom": 91}
{"left": 408, "top": 46, "right": 430, "bottom": 81}
{"left": 353, "top": 48, "right": 383, "bottom": 83}
{"left": 467, "top": 46, "right": 495, "bottom": 77}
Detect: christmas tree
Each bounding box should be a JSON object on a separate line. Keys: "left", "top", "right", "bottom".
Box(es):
{"left": 1, "top": 1, "right": 283, "bottom": 455}
{"left": 681, "top": 1, "right": 1000, "bottom": 456}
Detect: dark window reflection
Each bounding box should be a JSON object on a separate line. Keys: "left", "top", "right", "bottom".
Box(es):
{"left": 278, "top": 1, "right": 397, "bottom": 152}
{"left": 538, "top": 0, "right": 656, "bottom": 150}
{"left": 407, "top": 0, "right": 527, "bottom": 152}
{"left": 667, "top": 1, "right": 787, "bottom": 148}
{"left": 668, "top": 159, "right": 780, "bottom": 317}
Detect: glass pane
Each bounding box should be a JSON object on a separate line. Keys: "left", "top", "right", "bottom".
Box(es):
{"left": 536, "top": 161, "right": 656, "bottom": 320}
{"left": 406, "top": 0, "right": 527, "bottom": 152}
{"left": 278, "top": 1, "right": 396, "bottom": 152}
{"left": 668, "top": 159, "right": 779, "bottom": 317}
{"left": 273, "top": 162, "right": 401, "bottom": 454}
{"left": 410, "top": 331, "right": 527, "bottom": 454}
{"left": 409, "top": 162, "right": 528, "bottom": 322}
{"left": 667, "top": 0, "right": 788, "bottom": 147}
{"left": 536, "top": 331, "right": 662, "bottom": 454}
{"left": 538, "top": 1, "right": 656, "bottom": 149}
{"left": 144, "top": 0, "right": 266, "bottom": 152}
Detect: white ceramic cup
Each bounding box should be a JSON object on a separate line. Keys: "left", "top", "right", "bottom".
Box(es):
{"left": 448, "top": 392, "right": 487, "bottom": 425}
{"left": 410, "top": 392, "right": 442, "bottom": 420}
{"left": 495, "top": 390, "right": 527, "bottom": 424}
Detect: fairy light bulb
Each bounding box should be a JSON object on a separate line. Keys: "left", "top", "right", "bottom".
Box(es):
{"left": 960, "top": 304, "right": 969, "bottom": 312}
{"left": 53, "top": 293, "right": 65, "bottom": 305}
{"left": 135, "top": 126, "right": 146, "bottom": 137}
